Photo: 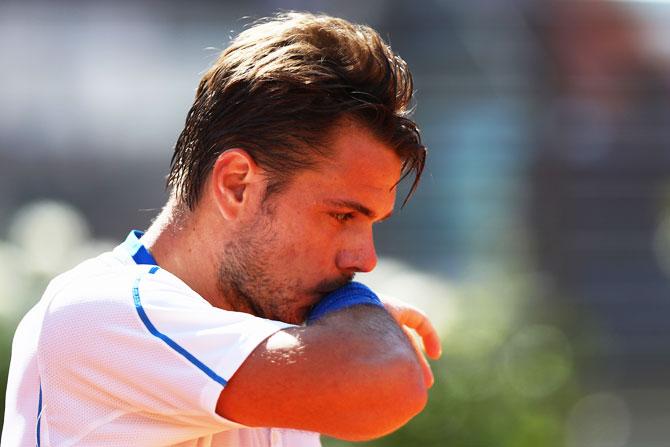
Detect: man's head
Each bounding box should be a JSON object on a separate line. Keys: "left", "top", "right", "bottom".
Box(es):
{"left": 167, "top": 11, "right": 425, "bottom": 209}
{"left": 212, "top": 118, "right": 402, "bottom": 323}
{"left": 164, "top": 12, "right": 426, "bottom": 323}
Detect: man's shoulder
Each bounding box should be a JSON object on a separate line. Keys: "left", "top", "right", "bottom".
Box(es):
{"left": 44, "top": 250, "right": 207, "bottom": 317}
{"left": 32, "top": 252, "right": 209, "bottom": 355}
{"left": 46, "top": 251, "right": 147, "bottom": 302}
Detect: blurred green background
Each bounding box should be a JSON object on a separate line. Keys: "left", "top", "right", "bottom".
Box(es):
{"left": 2, "top": 1, "right": 670, "bottom": 445}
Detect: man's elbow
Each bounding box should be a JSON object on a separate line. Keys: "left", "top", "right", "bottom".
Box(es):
{"left": 337, "top": 353, "right": 428, "bottom": 441}
{"left": 376, "top": 354, "right": 428, "bottom": 431}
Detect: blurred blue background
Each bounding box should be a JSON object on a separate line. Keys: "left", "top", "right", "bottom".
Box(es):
{"left": 2, "top": 0, "right": 670, "bottom": 445}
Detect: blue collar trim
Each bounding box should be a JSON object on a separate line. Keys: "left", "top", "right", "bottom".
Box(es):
{"left": 123, "top": 230, "right": 158, "bottom": 265}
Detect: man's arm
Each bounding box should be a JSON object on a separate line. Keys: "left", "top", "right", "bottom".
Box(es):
{"left": 216, "top": 304, "right": 428, "bottom": 441}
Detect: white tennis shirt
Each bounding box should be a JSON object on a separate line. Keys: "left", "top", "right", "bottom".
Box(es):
{"left": 2, "top": 230, "right": 321, "bottom": 446}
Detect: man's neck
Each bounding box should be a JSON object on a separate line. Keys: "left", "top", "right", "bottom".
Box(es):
{"left": 141, "top": 200, "right": 233, "bottom": 311}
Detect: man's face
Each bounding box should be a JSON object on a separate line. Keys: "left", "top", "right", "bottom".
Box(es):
{"left": 217, "top": 121, "right": 402, "bottom": 324}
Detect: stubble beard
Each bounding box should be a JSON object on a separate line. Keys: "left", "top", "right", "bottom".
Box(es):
{"left": 215, "top": 201, "right": 356, "bottom": 324}
{"left": 218, "top": 243, "right": 354, "bottom": 324}
{"left": 216, "top": 208, "right": 307, "bottom": 324}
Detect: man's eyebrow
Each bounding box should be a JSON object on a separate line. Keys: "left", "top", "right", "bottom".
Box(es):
{"left": 324, "top": 199, "right": 394, "bottom": 221}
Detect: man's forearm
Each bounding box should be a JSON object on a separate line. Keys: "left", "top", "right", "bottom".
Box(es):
{"left": 308, "top": 303, "right": 420, "bottom": 369}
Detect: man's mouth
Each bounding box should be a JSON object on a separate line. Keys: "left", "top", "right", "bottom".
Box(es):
{"left": 313, "top": 274, "right": 355, "bottom": 296}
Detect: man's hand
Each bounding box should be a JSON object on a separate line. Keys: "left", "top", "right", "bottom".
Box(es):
{"left": 380, "top": 295, "right": 443, "bottom": 388}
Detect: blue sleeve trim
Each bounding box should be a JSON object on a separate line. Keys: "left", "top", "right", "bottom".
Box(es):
{"left": 132, "top": 267, "right": 228, "bottom": 387}
{"left": 36, "top": 382, "right": 42, "bottom": 447}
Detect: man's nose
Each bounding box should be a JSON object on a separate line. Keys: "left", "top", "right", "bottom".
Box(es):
{"left": 336, "top": 232, "right": 378, "bottom": 273}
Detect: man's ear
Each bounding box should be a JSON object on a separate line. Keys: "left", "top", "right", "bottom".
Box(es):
{"left": 210, "top": 149, "right": 261, "bottom": 220}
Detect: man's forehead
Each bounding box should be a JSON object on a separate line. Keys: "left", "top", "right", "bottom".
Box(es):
{"left": 316, "top": 126, "right": 402, "bottom": 177}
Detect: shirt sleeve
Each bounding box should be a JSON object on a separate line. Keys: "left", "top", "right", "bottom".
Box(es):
{"left": 39, "top": 265, "right": 295, "bottom": 434}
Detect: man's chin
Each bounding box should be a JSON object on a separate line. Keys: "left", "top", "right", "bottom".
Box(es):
{"left": 264, "top": 292, "right": 326, "bottom": 325}
{"left": 265, "top": 303, "right": 311, "bottom": 325}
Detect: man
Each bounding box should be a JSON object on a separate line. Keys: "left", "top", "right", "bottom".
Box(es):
{"left": 2, "top": 12, "right": 441, "bottom": 446}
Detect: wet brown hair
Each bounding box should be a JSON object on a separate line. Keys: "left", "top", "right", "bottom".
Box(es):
{"left": 167, "top": 11, "right": 426, "bottom": 209}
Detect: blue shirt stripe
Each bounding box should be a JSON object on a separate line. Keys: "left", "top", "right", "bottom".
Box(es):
{"left": 131, "top": 261, "right": 228, "bottom": 387}
{"left": 36, "top": 382, "right": 42, "bottom": 447}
